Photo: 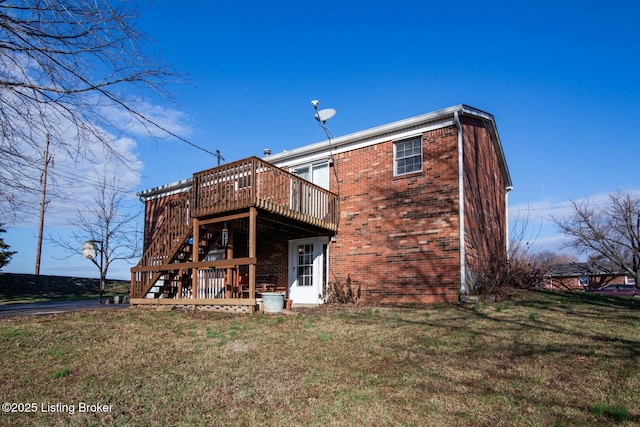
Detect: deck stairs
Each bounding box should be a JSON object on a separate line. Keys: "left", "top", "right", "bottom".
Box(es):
{"left": 132, "top": 194, "right": 222, "bottom": 299}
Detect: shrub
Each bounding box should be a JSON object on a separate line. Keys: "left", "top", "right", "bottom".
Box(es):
{"left": 323, "top": 275, "right": 361, "bottom": 304}
{"left": 471, "top": 252, "right": 543, "bottom": 298}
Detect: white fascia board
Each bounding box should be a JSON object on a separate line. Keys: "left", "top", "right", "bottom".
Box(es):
{"left": 265, "top": 104, "right": 466, "bottom": 168}
{"left": 136, "top": 178, "right": 192, "bottom": 202}
{"left": 273, "top": 119, "right": 455, "bottom": 169}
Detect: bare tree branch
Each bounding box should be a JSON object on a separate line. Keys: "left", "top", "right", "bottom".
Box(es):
{"left": 553, "top": 192, "right": 640, "bottom": 284}
{"left": 47, "top": 167, "right": 142, "bottom": 279}
{"left": 0, "top": 0, "right": 182, "bottom": 218}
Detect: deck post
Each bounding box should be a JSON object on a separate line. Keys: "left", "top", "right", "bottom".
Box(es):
{"left": 249, "top": 207, "right": 257, "bottom": 314}
{"left": 225, "top": 227, "right": 234, "bottom": 298}
{"left": 130, "top": 271, "right": 136, "bottom": 300}
{"left": 191, "top": 218, "right": 199, "bottom": 305}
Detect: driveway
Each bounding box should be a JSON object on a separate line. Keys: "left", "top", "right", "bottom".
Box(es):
{"left": 0, "top": 300, "right": 128, "bottom": 319}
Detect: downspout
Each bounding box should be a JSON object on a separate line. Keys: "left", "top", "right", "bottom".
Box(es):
{"left": 505, "top": 186, "right": 514, "bottom": 259}
{"left": 454, "top": 111, "right": 466, "bottom": 298}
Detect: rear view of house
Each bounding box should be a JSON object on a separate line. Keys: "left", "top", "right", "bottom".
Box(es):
{"left": 131, "top": 104, "right": 512, "bottom": 311}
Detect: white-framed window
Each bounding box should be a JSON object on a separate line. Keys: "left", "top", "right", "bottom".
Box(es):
{"left": 291, "top": 162, "right": 329, "bottom": 189}
{"left": 394, "top": 137, "right": 422, "bottom": 176}
{"left": 578, "top": 276, "right": 589, "bottom": 287}
{"left": 626, "top": 276, "right": 636, "bottom": 285}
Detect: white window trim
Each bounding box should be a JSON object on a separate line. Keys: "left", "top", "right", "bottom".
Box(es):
{"left": 290, "top": 161, "right": 330, "bottom": 189}
{"left": 393, "top": 137, "right": 423, "bottom": 176}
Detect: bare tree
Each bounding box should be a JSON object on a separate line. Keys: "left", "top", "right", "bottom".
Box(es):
{"left": 553, "top": 192, "right": 640, "bottom": 284}
{"left": 472, "top": 212, "right": 544, "bottom": 297}
{"left": 0, "top": 0, "right": 180, "bottom": 217}
{"left": 48, "top": 167, "right": 142, "bottom": 284}
{"left": 529, "top": 250, "right": 577, "bottom": 271}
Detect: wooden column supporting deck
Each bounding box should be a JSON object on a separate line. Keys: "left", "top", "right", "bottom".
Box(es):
{"left": 249, "top": 207, "right": 257, "bottom": 314}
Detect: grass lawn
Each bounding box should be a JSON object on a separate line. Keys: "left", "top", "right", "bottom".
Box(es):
{"left": 0, "top": 290, "right": 638, "bottom": 426}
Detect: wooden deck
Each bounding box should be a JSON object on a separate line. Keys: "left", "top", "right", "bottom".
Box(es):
{"left": 190, "top": 157, "right": 338, "bottom": 229}
{"left": 130, "top": 157, "right": 339, "bottom": 311}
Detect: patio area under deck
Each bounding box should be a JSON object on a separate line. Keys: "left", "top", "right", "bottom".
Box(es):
{"left": 130, "top": 157, "right": 339, "bottom": 313}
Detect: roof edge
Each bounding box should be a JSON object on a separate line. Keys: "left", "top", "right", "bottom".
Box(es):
{"left": 137, "top": 104, "right": 513, "bottom": 198}
{"left": 266, "top": 104, "right": 512, "bottom": 188}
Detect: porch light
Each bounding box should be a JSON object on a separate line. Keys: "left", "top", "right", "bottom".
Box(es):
{"left": 221, "top": 223, "right": 229, "bottom": 248}
{"left": 81, "top": 241, "right": 97, "bottom": 259}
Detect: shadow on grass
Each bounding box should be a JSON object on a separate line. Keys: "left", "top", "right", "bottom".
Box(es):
{"left": 333, "top": 290, "right": 640, "bottom": 424}
{"left": 520, "top": 289, "right": 640, "bottom": 311}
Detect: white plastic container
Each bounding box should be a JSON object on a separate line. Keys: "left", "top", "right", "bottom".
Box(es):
{"left": 261, "top": 292, "right": 284, "bottom": 313}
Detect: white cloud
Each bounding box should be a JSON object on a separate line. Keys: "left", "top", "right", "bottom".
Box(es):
{"left": 99, "top": 99, "right": 194, "bottom": 140}
{"left": 508, "top": 188, "right": 640, "bottom": 257}
{"left": 509, "top": 189, "right": 640, "bottom": 224}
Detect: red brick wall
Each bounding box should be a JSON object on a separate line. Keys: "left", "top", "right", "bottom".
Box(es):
{"left": 328, "top": 125, "right": 462, "bottom": 304}
{"left": 255, "top": 239, "right": 288, "bottom": 292}
{"left": 461, "top": 117, "right": 508, "bottom": 291}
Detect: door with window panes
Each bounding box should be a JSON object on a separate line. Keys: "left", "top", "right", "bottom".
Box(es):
{"left": 288, "top": 237, "right": 328, "bottom": 305}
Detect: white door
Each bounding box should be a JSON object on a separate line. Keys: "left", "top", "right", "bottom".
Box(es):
{"left": 288, "top": 237, "right": 328, "bottom": 305}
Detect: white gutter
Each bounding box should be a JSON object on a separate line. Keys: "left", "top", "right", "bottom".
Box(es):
{"left": 454, "top": 110, "right": 466, "bottom": 297}
{"left": 136, "top": 178, "right": 192, "bottom": 202}
{"left": 265, "top": 104, "right": 468, "bottom": 165}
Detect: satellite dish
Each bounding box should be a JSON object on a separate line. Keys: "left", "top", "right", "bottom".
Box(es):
{"left": 315, "top": 108, "right": 336, "bottom": 123}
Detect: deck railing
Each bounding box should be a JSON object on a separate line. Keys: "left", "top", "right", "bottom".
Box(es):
{"left": 191, "top": 157, "right": 339, "bottom": 231}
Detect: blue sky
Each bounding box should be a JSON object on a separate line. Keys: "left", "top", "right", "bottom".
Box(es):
{"left": 4, "top": 0, "right": 640, "bottom": 279}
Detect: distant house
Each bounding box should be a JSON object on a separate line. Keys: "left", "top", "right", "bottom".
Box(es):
{"left": 544, "top": 261, "right": 632, "bottom": 290}
{"left": 130, "top": 104, "right": 512, "bottom": 311}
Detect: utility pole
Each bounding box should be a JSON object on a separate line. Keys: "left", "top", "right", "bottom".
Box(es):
{"left": 35, "top": 134, "right": 53, "bottom": 275}
{"left": 215, "top": 150, "right": 225, "bottom": 166}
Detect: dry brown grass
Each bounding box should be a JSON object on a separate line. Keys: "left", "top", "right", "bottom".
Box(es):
{"left": 0, "top": 290, "right": 639, "bottom": 426}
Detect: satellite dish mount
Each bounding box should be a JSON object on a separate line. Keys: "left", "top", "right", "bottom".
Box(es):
{"left": 311, "top": 100, "right": 336, "bottom": 141}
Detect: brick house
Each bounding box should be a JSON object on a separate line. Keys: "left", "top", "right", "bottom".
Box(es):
{"left": 544, "top": 261, "right": 632, "bottom": 290}
{"left": 130, "top": 104, "right": 512, "bottom": 310}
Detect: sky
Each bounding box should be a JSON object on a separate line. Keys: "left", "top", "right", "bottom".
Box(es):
{"left": 3, "top": 0, "right": 640, "bottom": 280}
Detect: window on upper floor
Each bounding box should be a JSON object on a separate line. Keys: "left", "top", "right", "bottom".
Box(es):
{"left": 291, "top": 162, "right": 329, "bottom": 189}
{"left": 394, "top": 137, "right": 422, "bottom": 176}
